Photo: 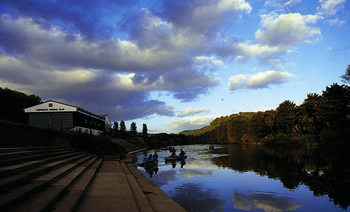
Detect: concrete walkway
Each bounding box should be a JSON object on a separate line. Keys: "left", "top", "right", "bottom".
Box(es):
{"left": 77, "top": 158, "right": 186, "bottom": 212}
{"left": 77, "top": 161, "right": 139, "bottom": 212}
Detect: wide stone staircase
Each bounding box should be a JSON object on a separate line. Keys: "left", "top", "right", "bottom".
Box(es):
{"left": 0, "top": 146, "right": 186, "bottom": 212}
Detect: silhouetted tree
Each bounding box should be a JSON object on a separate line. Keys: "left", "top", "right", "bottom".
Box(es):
{"left": 113, "top": 121, "right": 119, "bottom": 137}
{"left": 142, "top": 123, "right": 148, "bottom": 138}
{"left": 0, "top": 87, "right": 41, "bottom": 123}
{"left": 130, "top": 122, "right": 137, "bottom": 136}
{"left": 120, "top": 120, "right": 126, "bottom": 137}
{"left": 340, "top": 65, "right": 350, "bottom": 84}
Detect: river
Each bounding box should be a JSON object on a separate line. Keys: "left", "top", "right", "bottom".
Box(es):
{"left": 132, "top": 144, "right": 350, "bottom": 212}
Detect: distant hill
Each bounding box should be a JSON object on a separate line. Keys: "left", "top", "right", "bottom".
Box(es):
{"left": 180, "top": 112, "right": 256, "bottom": 144}
{"left": 181, "top": 84, "right": 350, "bottom": 145}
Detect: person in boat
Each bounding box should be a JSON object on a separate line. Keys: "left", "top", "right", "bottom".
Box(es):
{"left": 151, "top": 152, "right": 158, "bottom": 162}
{"left": 179, "top": 149, "right": 186, "bottom": 158}
{"left": 147, "top": 153, "right": 153, "bottom": 162}
{"left": 153, "top": 151, "right": 158, "bottom": 160}
{"left": 171, "top": 151, "right": 177, "bottom": 158}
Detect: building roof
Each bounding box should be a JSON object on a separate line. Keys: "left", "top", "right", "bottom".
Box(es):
{"left": 24, "top": 100, "right": 105, "bottom": 121}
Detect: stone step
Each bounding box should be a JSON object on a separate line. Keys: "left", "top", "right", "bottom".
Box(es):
{"left": 125, "top": 162, "right": 186, "bottom": 212}
{"left": 120, "top": 161, "right": 154, "bottom": 212}
{"left": 52, "top": 159, "right": 103, "bottom": 212}
{"left": 10, "top": 157, "right": 97, "bottom": 212}
{"left": 0, "top": 151, "right": 82, "bottom": 178}
{"left": 0, "top": 149, "right": 76, "bottom": 167}
{"left": 76, "top": 161, "right": 139, "bottom": 212}
{"left": 0, "top": 147, "right": 68, "bottom": 160}
{"left": 0, "top": 153, "right": 86, "bottom": 193}
{"left": 0, "top": 146, "right": 67, "bottom": 153}
{"left": 0, "top": 155, "right": 93, "bottom": 211}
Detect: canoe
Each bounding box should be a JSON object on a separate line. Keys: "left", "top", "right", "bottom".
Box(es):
{"left": 165, "top": 155, "right": 187, "bottom": 162}
{"left": 139, "top": 160, "right": 158, "bottom": 167}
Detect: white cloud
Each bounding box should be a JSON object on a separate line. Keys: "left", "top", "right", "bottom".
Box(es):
{"left": 328, "top": 17, "right": 346, "bottom": 25}
{"left": 229, "top": 70, "right": 295, "bottom": 90}
{"left": 317, "top": 0, "right": 346, "bottom": 16}
{"left": 169, "top": 116, "right": 214, "bottom": 132}
{"left": 256, "top": 13, "right": 321, "bottom": 46}
{"left": 178, "top": 108, "right": 210, "bottom": 117}
{"left": 235, "top": 13, "right": 321, "bottom": 65}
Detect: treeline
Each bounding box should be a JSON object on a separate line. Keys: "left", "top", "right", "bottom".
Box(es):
{"left": 109, "top": 121, "right": 148, "bottom": 138}
{"left": 183, "top": 82, "right": 350, "bottom": 146}
{"left": 0, "top": 87, "right": 41, "bottom": 123}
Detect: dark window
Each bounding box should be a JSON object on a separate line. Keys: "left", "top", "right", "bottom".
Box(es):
{"left": 49, "top": 103, "right": 53, "bottom": 107}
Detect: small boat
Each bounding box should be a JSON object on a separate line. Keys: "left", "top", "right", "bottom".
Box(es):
{"left": 139, "top": 160, "right": 158, "bottom": 167}
{"left": 165, "top": 155, "right": 187, "bottom": 162}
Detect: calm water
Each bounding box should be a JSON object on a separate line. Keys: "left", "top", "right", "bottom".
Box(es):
{"left": 132, "top": 144, "right": 350, "bottom": 212}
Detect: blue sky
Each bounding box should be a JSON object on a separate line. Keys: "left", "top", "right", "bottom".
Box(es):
{"left": 0, "top": 0, "right": 349, "bottom": 133}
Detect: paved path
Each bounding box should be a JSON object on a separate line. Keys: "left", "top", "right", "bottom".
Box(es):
{"left": 78, "top": 158, "right": 186, "bottom": 212}
{"left": 77, "top": 161, "right": 139, "bottom": 212}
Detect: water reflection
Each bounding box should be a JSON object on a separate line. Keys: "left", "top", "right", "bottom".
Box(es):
{"left": 133, "top": 144, "right": 350, "bottom": 211}
{"left": 179, "top": 169, "right": 213, "bottom": 179}
{"left": 170, "top": 183, "right": 225, "bottom": 212}
{"left": 233, "top": 192, "right": 301, "bottom": 212}
{"left": 211, "top": 145, "right": 350, "bottom": 210}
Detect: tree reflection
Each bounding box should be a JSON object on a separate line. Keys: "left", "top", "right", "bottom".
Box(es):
{"left": 211, "top": 145, "right": 350, "bottom": 209}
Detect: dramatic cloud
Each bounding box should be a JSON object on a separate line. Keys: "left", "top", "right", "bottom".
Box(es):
{"left": 0, "top": 12, "right": 220, "bottom": 120}
{"left": 170, "top": 116, "right": 214, "bottom": 132}
{"left": 229, "top": 70, "right": 295, "bottom": 90}
{"left": 178, "top": 108, "right": 210, "bottom": 117}
{"left": 157, "top": 0, "right": 251, "bottom": 35}
{"left": 0, "top": 0, "right": 133, "bottom": 39}
{"left": 317, "top": 0, "right": 346, "bottom": 16}
{"left": 236, "top": 13, "right": 321, "bottom": 64}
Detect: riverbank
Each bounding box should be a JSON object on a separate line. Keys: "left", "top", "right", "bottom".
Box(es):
{"left": 0, "top": 145, "right": 186, "bottom": 211}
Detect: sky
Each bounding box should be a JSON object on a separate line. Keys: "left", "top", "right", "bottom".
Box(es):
{"left": 0, "top": 0, "right": 349, "bottom": 133}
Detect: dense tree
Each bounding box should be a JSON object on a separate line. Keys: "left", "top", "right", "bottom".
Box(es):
{"left": 340, "top": 65, "right": 350, "bottom": 84}
{"left": 275, "top": 100, "right": 297, "bottom": 135}
{"left": 320, "top": 83, "right": 350, "bottom": 137}
{"left": 130, "top": 122, "right": 137, "bottom": 136}
{"left": 142, "top": 123, "right": 148, "bottom": 138}
{"left": 297, "top": 93, "right": 323, "bottom": 135}
{"left": 0, "top": 87, "right": 41, "bottom": 123}
{"left": 248, "top": 112, "right": 269, "bottom": 139}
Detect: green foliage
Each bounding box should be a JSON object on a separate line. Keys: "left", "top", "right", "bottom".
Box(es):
{"left": 183, "top": 83, "right": 350, "bottom": 146}
{"left": 275, "top": 100, "right": 297, "bottom": 135}
{"left": 0, "top": 87, "right": 41, "bottom": 123}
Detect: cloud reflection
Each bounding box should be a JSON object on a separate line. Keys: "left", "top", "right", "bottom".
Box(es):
{"left": 170, "top": 183, "right": 225, "bottom": 212}
{"left": 179, "top": 169, "right": 213, "bottom": 179}
{"left": 232, "top": 192, "right": 301, "bottom": 212}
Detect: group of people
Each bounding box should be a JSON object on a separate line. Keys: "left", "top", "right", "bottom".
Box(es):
{"left": 169, "top": 147, "right": 186, "bottom": 158}
{"left": 147, "top": 151, "right": 158, "bottom": 162}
